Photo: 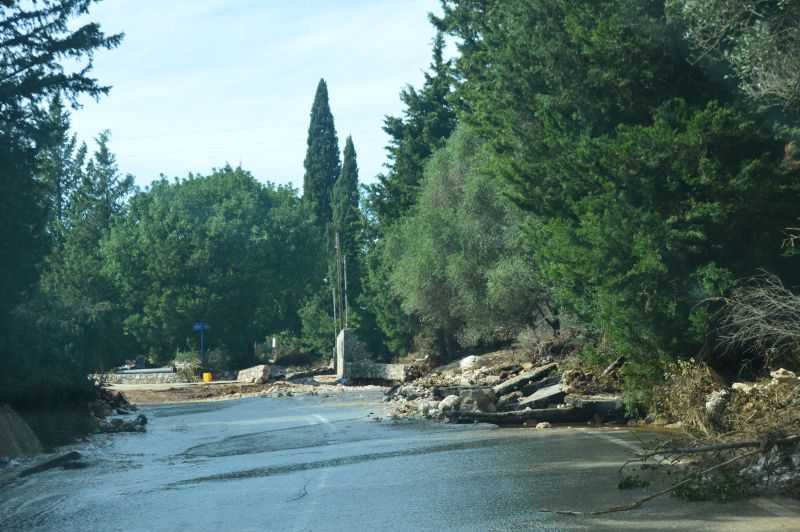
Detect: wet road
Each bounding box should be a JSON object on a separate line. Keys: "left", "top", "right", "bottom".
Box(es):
{"left": 1, "top": 392, "right": 798, "bottom": 531}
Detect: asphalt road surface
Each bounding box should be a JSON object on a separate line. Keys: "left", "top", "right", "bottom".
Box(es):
{"left": 1, "top": 392, "right": 798, "bottom": 531}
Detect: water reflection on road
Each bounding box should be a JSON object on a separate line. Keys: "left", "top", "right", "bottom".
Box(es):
{"left": 1, "top": 393, "right": 796, "bottom": 531}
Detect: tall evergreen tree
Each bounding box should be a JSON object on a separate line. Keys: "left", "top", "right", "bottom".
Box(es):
{"left": 370, "top": 32, "right": 456, "bottom": 228}
{"left": 42, "top": 131, "right": 135, "bottom": 368}
{"left": 36, "top": 95, "right": 87, "bottom": 245}
{"left": 303, "top": 79, "right": 341, "bottom": 226}
{"left": 332, "top": 136, "right": 360, "bottom": 259}
{"left": 0, "top": 0, "right": 121, "bottom": 325}
{"left": 332, "top": 135, "right": 363, "bottom": 326}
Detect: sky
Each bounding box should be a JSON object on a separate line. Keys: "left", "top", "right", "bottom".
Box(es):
{"left": 69, "top": 0, "right": 443, "bottom": 191}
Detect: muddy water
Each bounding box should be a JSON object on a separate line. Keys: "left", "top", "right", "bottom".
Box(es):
{"left": 0, "top": 393, "right": 795, "bottom": 531}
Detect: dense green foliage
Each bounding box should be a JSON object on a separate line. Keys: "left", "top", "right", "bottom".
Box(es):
{"left": 668, "top": 0, "right": 800, "bottom": 115}
{"left": 0, "top": 0, "right": 121, "bottom": 326}
{"left": 383, "top": 126, "right": 551, "bottom": 358}
{"left": 362, "top": 34, "right": 457, "bottom": 356}
{"left": 0, "top": 0, "right": 122, "bottom": 438}
{"left": 433, "top": 0, "right": 800, "bottom": 399}
{"left": 103, "top": 166, "right": 323, "bottom": 367}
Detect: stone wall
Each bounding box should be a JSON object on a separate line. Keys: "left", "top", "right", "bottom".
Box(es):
{"left": 336, "top": 329, "right": 408, "bottom": 383}
{"left": 343, "top": 361, "right": 410, "bottom": 382}
{"left": 90, "top": 372, "right": 187, "bottom": 385}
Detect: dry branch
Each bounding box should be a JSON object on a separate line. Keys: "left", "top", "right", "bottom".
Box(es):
{"left": 633, "top": 434, "right": 800, "bottom": 459}
{"left": 717, "top": 274, "right": 800, "bottom": 368}
{"left": 540, "top": 449, "right": 762, "bottom": 516}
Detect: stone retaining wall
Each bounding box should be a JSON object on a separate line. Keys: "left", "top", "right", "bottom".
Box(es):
{"left": 90, "top": 372, "right": 187, "bottom": 385}
{"left": 343, "top": 361, "right": 409, "bottom": 382}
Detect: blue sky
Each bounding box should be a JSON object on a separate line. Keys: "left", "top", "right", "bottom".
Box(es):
{"left": 70, "top": 0, "right": 443, "bottom": 191}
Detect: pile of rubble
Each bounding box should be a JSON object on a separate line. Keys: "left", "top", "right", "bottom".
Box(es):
{"left": 383, "top": 351, "right": 626, "bottom": 426}
{"left": 91, "top": 388, "right": 148, "bottom": 434}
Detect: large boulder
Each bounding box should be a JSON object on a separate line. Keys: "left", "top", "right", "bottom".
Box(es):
{"left": 438, "top": 394, "right": 462, "bottom": 412}
{"left": 236, "top": 364, "right": 271, "bottom": 384}
{"left": 517, "top": 383, "right": 566, "bottom": 409}
{"left": 458, "top": 387, "right": 496, "bottom": 413}
{"left": 459, "top": 355, "right": 482, "bottom": 371}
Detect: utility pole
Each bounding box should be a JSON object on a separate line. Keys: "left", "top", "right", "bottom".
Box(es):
{"left": 343, "top": 254, "right": 349, "bottom": 328}
{"left": 334, "top": 233, "right": 345, "bottom": 332}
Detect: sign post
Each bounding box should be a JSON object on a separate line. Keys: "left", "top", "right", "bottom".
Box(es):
{"left": 192, "top": 321, "right": 211, "bottom": 364}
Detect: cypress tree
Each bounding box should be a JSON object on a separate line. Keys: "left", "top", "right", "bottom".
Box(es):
{"left": 303, "top": 79, "right": 340, "bottom": 225}
{"left": 332, "top": 135, "right": 360, "bottom": 257}
{"left": 332, "top": 135, "right": 362, "bottom": 319}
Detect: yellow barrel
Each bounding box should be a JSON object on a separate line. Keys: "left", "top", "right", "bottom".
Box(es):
{"left": 202, "top": 372, "right": 213, "bottom": 382}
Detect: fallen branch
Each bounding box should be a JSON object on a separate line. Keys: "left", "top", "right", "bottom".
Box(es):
{"left": 540, "top": 448, "right": 761, "bottom": 516}
{"left": 633, "top": 434, "right": 800, "bottom": 459}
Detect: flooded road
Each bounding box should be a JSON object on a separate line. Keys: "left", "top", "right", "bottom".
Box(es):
{"left": 1, "top": 392, "right": 798, "bottom": 531}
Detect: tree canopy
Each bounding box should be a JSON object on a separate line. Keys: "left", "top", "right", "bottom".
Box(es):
{"left": 103, "top": 166, "right": 323, "bottom": 366}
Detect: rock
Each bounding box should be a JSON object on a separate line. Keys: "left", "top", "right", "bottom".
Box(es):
{"left": 518, "top": 383, "right": 566, "bottom": 409}
{"left": 770, "top": 368, "right": 797, "bottom": 383}
{"left": 482, "top": 375, "right": 502, "bottom": 386}
{"left": 493, "top": 363, "right": 558, "bottom": 397}
{"left": 237, "top": 364, "right": 271, "bottom": 384}
{"left": 438, "top": 394, "right": 462, "bottom": 412}
{"left": 458, "top": 387, "right": 496, "bottom": 413}
{"left": 704, "top": 389, "right": 730, "bottom": 421}
{"left": 460, "top": 355, "right": 481, "bottom": 371}
{"left": 496, "top": 391, "right": 523, "bottom": 412}
{"left": 732, "top": 382, "right": 754, "bottom": 394}
{"left": 535, "top": 422, "right": 552, "bottom": 429}
{"left": 563, "top": 394, "right": 625, "bottom": 420}
{"left": 521, "top": 375, "right": 562, "bottom": 396}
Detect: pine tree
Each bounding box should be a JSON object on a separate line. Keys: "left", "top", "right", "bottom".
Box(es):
{"left": 370, "top": 33, "right": 456, "bottom": 228}
{"left": 0, "top": 0, "right": 121, "bottom": 326}
{"left": 36, "top": 94, "right": 87, "bottom": 245}
{"left": 303, "top": 79, "right": 341, "bottom": 226}
{"left": 42, "top": 130, "right": 134, "bottom": 367}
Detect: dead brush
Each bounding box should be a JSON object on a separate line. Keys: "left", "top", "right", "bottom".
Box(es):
{"left": 651, "top": 359, "right": 723, "bottom": 436}
{"left": 716, "top": 274, "right": 800, "bottom": 371}
{"left": 719, "top": 378, "right": 800, "bottom": 442}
